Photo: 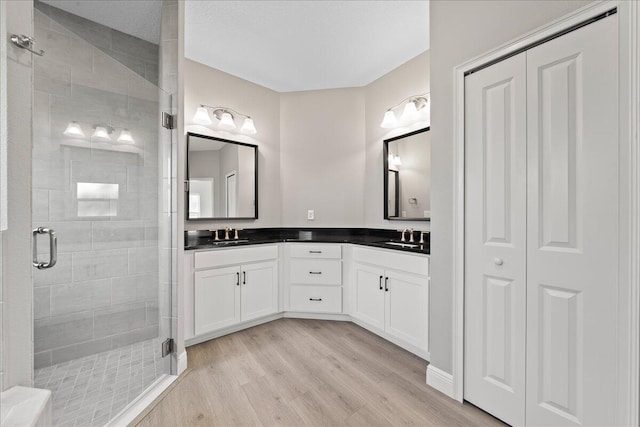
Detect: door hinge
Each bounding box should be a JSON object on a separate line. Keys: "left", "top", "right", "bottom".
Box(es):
{"left": 162, "top": 112, "right": 175, "bottom": 130}
{"left": 184, "top": 181, "right": 189, "bottom": 192}
{"left": 161, "top": 338, "right": 174, "bottom": 357}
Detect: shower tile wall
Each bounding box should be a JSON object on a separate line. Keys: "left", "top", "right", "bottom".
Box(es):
{"left": 34, "top": 1, "right": 159, "bottom": 86}
{"left": 33, "top": 8, "right": 164, "bottom": 369}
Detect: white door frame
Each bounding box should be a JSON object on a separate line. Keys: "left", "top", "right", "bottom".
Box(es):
{"left": 449, "top": 1, "right": 639, "bottom": 425}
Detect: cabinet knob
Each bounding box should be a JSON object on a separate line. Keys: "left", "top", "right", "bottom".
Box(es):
{"left": 494, "top": 258, "right": 504, "bottom": 266}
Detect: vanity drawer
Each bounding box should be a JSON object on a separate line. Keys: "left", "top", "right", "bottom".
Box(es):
{"left": 290, "top": 244, "right": 342, "bottom": 259}
{"left": 289, "top": 285, "right": 342, "bottom": 313}
{"left": 290, "top": 259, "right": 342, "bottom": 285}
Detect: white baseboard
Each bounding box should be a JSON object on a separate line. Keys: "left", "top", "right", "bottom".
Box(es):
{"left": 177, "top": 351, "right": 188, "bottom": 376}
{"left": 351, "top": 317, "right": 430, "bottom": 361}
{"left": 426, "top": 364, "right": 454, "bottom": 398}
{"left": 283, "top": 311, "right": 351, "bottom": 321}
{"left": 185, "top": 313, "right": 284, "bottom": 347}
{"left": 105, "top": 374, "right": 177, "bottom": 427}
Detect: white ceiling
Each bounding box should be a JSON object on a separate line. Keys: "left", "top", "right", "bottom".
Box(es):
{"left": 185, "top": 1, "right": 429, "bottom": 92}
{"left": 41, "top": 0, "right": 163, "bottom": 44}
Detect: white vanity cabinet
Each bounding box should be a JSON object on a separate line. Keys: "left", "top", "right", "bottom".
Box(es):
{"left": 285, "top": 243, "right": 343, "bottom": 314}
{"left": 188, "top": 245, "right": 279, "bottom": 341}
{"left": 351, "top": 246, "right": 429, "bottom": 358}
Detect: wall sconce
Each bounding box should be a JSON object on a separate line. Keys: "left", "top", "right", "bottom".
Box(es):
{"left": 380, "top": 93, "right": 430, "bottom": 129}
{"left": 91, "top": 125, "right": 114, "bottom": 142}
{"left": 116, "top": 129, "right": 135, "bottom": 144}
{"left": 63, "top": 121, "right": 85, "bottom": 138}
{"left": 192, "top": 104, "right": 258, "bottom": 135}
{"left": 63, "top": 122, "right": 135, "bottom": 144}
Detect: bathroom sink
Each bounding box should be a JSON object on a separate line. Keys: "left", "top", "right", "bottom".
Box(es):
{"left": 380, "top": 241, "right": 419, "bottom": 249}
{"left": 210, "top": 239, "right": 249, "bottom": 245}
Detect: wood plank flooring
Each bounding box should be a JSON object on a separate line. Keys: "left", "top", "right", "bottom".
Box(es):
{"left": 134, "top": 319, "right": 504, "bottom": 426}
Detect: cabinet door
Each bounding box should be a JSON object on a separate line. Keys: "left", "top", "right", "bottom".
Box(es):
{"left": 194, "top": 266, "right": 241, "bottom": 335}
{"left": 384, "top": 270, "right": 428, "bottom": 351}
{"left": 241, "top": 261, "right": 278, "bottom": 322}
{"left": 352, "top": 263, "right": 385, "bottom": 330}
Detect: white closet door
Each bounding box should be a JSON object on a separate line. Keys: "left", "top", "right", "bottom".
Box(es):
{"left": 464, "top": 53, "right": 527, "bottom": 426}
{"left": 526, "top": 14, "right": 618, "bottom": 426}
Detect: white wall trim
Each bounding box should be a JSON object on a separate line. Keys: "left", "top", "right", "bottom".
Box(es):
{"left": 283, "top": 311, "right": 351, "bottom": 322}
{"left": 627, "top": 1, "right": 640, "bottom": 425}
{"left": 185, "top": 312, "right": 283, "bottom": 347}
{"left": 426, "top": 364, "right": 454, "bottom": 398}
{"left": 105, "top": 374, "right": 177, "bottom": 427}
{"left": 351, "top": 317, "right": 430, "bottom": 361}
{"left": 451, "top": 2, "right": 639, "bottom": 424}
{"left": 177, "top": 351, "right": 188, "bottom": 376}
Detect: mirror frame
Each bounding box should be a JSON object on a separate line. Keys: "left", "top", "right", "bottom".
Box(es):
{"left": 383, "top": 126, "right": 430, "bottom": 221}
{"left": 186, "top": 132, "right": 259, "bottom": 220}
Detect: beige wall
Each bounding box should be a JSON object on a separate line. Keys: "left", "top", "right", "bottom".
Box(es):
{"left": 364, "top": 51, "right": 430, "bottom": 231}
{"left": 183, "top": 52, "right": 430, "bottom": 230}
{"left": 183, "top": 59, "right": 281, "bottom": 229}
{"left": 428, "top": 0, "right": 593, "bottom": 374}
{"left": 280, "top": 88, "right": 366, "bottom": 227}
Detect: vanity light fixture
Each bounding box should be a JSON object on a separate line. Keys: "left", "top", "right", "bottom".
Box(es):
{"left": 193, "top": 106, "right": 213, "bottom": 125}
{"left": 380, "top": 93, "right": 430, "bottom": 129}
{"left": 241, "top": 117, "right": 257, "bottom": 135}
{"left": 116, "top": 129, "right": 135, "bottom": 144}
{"left": 218, "top": 111, "right": 236, "bottom": 130}
{"left": 381, "top": 111, "right": 398, "bottom": 129}
{"left": 91, "top": 125, "right": 114, "bottom": 141}
{"left": 193, "top": 104, "right": 258, "bottom": 135}
{"left": 63, "top": 121, "right": 85, "bottom": 138}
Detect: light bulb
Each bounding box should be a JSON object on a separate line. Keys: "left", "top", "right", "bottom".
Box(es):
{"left": 193, "top": 107, "right": 212, "bottom": 125}
{"left": 380, "top": 110, "right": 398, "bottom": 129}
{"left": 117, "top": 129, "right": 135, "bottom": 144}
{"left": 64, "top": 121, "right": 85, "bottom": 138}
{"left": 92, "top": 126, "right": 111, "bottom": 141}
{"left": 401, "top": 101, "right": 419, "bottom": 124}
{"left": 219, "top": 111, "right": 236, "bottom": 130}
{"left": 241, "top": 117, "right": 257, "bottom": 134}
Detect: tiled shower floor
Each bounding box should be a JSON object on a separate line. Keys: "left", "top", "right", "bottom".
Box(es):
{"left": 34, "top": 338, "right": 165, "bottom": 427}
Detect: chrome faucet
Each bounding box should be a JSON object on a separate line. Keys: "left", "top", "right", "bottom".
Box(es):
{"left": 399, "top": 228, "right": 409, "bottom": 242}
{"left": 419, "top": 231, "right": 428, "bottom": 244}
{"left": 408, "top": 228, "right": 415, "bottom": 243}
{"left": 224, "top": 227, "right": 232, "bottom": 240}
{"left": 211, "top": 229, "right": 220, "bottom": 241}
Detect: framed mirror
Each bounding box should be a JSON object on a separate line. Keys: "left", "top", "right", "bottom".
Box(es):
{"left": 383, "top": 127, "right": 430, "bottom": 221}
{"left": 186, "top": 132, "right": 258, "bottom": 220}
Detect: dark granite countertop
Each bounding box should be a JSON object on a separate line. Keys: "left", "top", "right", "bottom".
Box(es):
{"left": 184, "top": 228, "right": 430, "bottom": 255}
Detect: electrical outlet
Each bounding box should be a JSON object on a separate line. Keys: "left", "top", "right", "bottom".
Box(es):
{"left": 307, "top": 210, "right": 315, "bottom": 220}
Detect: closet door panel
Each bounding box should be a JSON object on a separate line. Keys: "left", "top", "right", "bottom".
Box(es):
{"left": 526, "top": 14, "right": 618, "bottom": 426}
{"left": 464, "top": 52, "right": 527, "bottom": 426}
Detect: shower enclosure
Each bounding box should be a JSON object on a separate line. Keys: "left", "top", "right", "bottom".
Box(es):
{"left": 29, "top": 1, "right": 177, "bottom": 425}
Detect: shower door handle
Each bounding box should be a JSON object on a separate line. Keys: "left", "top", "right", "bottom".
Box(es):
{"left": 33, "top": 227, "right": 57, "bottom": 269}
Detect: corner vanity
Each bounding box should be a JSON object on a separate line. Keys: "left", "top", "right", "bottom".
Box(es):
{"left": 183, "top": 228, "right": 430, "bottom": 361}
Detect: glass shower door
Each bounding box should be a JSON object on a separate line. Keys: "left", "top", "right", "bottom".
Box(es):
{"left": 31, "top": 4, "right": 174, "bottom": 426}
